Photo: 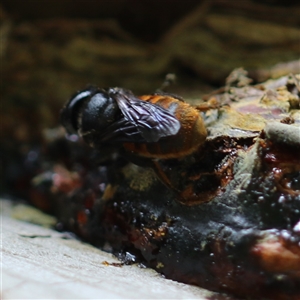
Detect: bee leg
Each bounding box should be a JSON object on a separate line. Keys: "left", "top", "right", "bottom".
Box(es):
{"left": 151, "top": 161, "right": 213, "bottom": 205}
{"left": 193, "top": 97, "right": 221, "bottom": 112}
{"left": 151, "top": 160, "right": 181, "bottom": 194}
{"left": 156, "top": 73, "right": 176, "bottom": 92}
{"left": 194, "top": 97, "right": 231, "bottom": 113}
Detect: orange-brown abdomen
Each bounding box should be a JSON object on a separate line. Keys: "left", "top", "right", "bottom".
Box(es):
{"left": 123, "top": 95, "right": 207, "bottom": 159}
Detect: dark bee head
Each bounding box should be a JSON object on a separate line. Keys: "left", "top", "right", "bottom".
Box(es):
{"left": 61, "top": 87, "right": 98, "bottom": 134}
{"left": 61, "top": 87, "right": 122, "bottom": 142}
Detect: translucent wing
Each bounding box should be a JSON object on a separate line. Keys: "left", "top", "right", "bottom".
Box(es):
{"left": 99, "top": 118, "right": 146, "bottom": 144}
{"left": 109, "top": 88, "right": 181, "bottom": 143}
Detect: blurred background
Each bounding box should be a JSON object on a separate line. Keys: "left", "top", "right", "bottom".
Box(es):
{"left": 1, "top": 0, "right": 299, "bottom": 197}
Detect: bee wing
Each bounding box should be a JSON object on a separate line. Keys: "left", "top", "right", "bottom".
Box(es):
{"left": 111, "top": 89, "right": 181, "bottom": 142}
{"left": 99, "top": 118, "right": 146, "bottom": 143}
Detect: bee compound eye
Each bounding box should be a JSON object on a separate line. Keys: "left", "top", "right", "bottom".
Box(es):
{"left": 61, "top": 89, "right": 95, "bottom": 134}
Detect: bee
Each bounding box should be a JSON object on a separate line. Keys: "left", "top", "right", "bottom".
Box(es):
{"left": 61, "top": 87, "right": 207, "bottom": 160}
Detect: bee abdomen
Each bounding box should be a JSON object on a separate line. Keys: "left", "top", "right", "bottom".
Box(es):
{"left": 122, "top": 95, "right": 207, "bottom": 159}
